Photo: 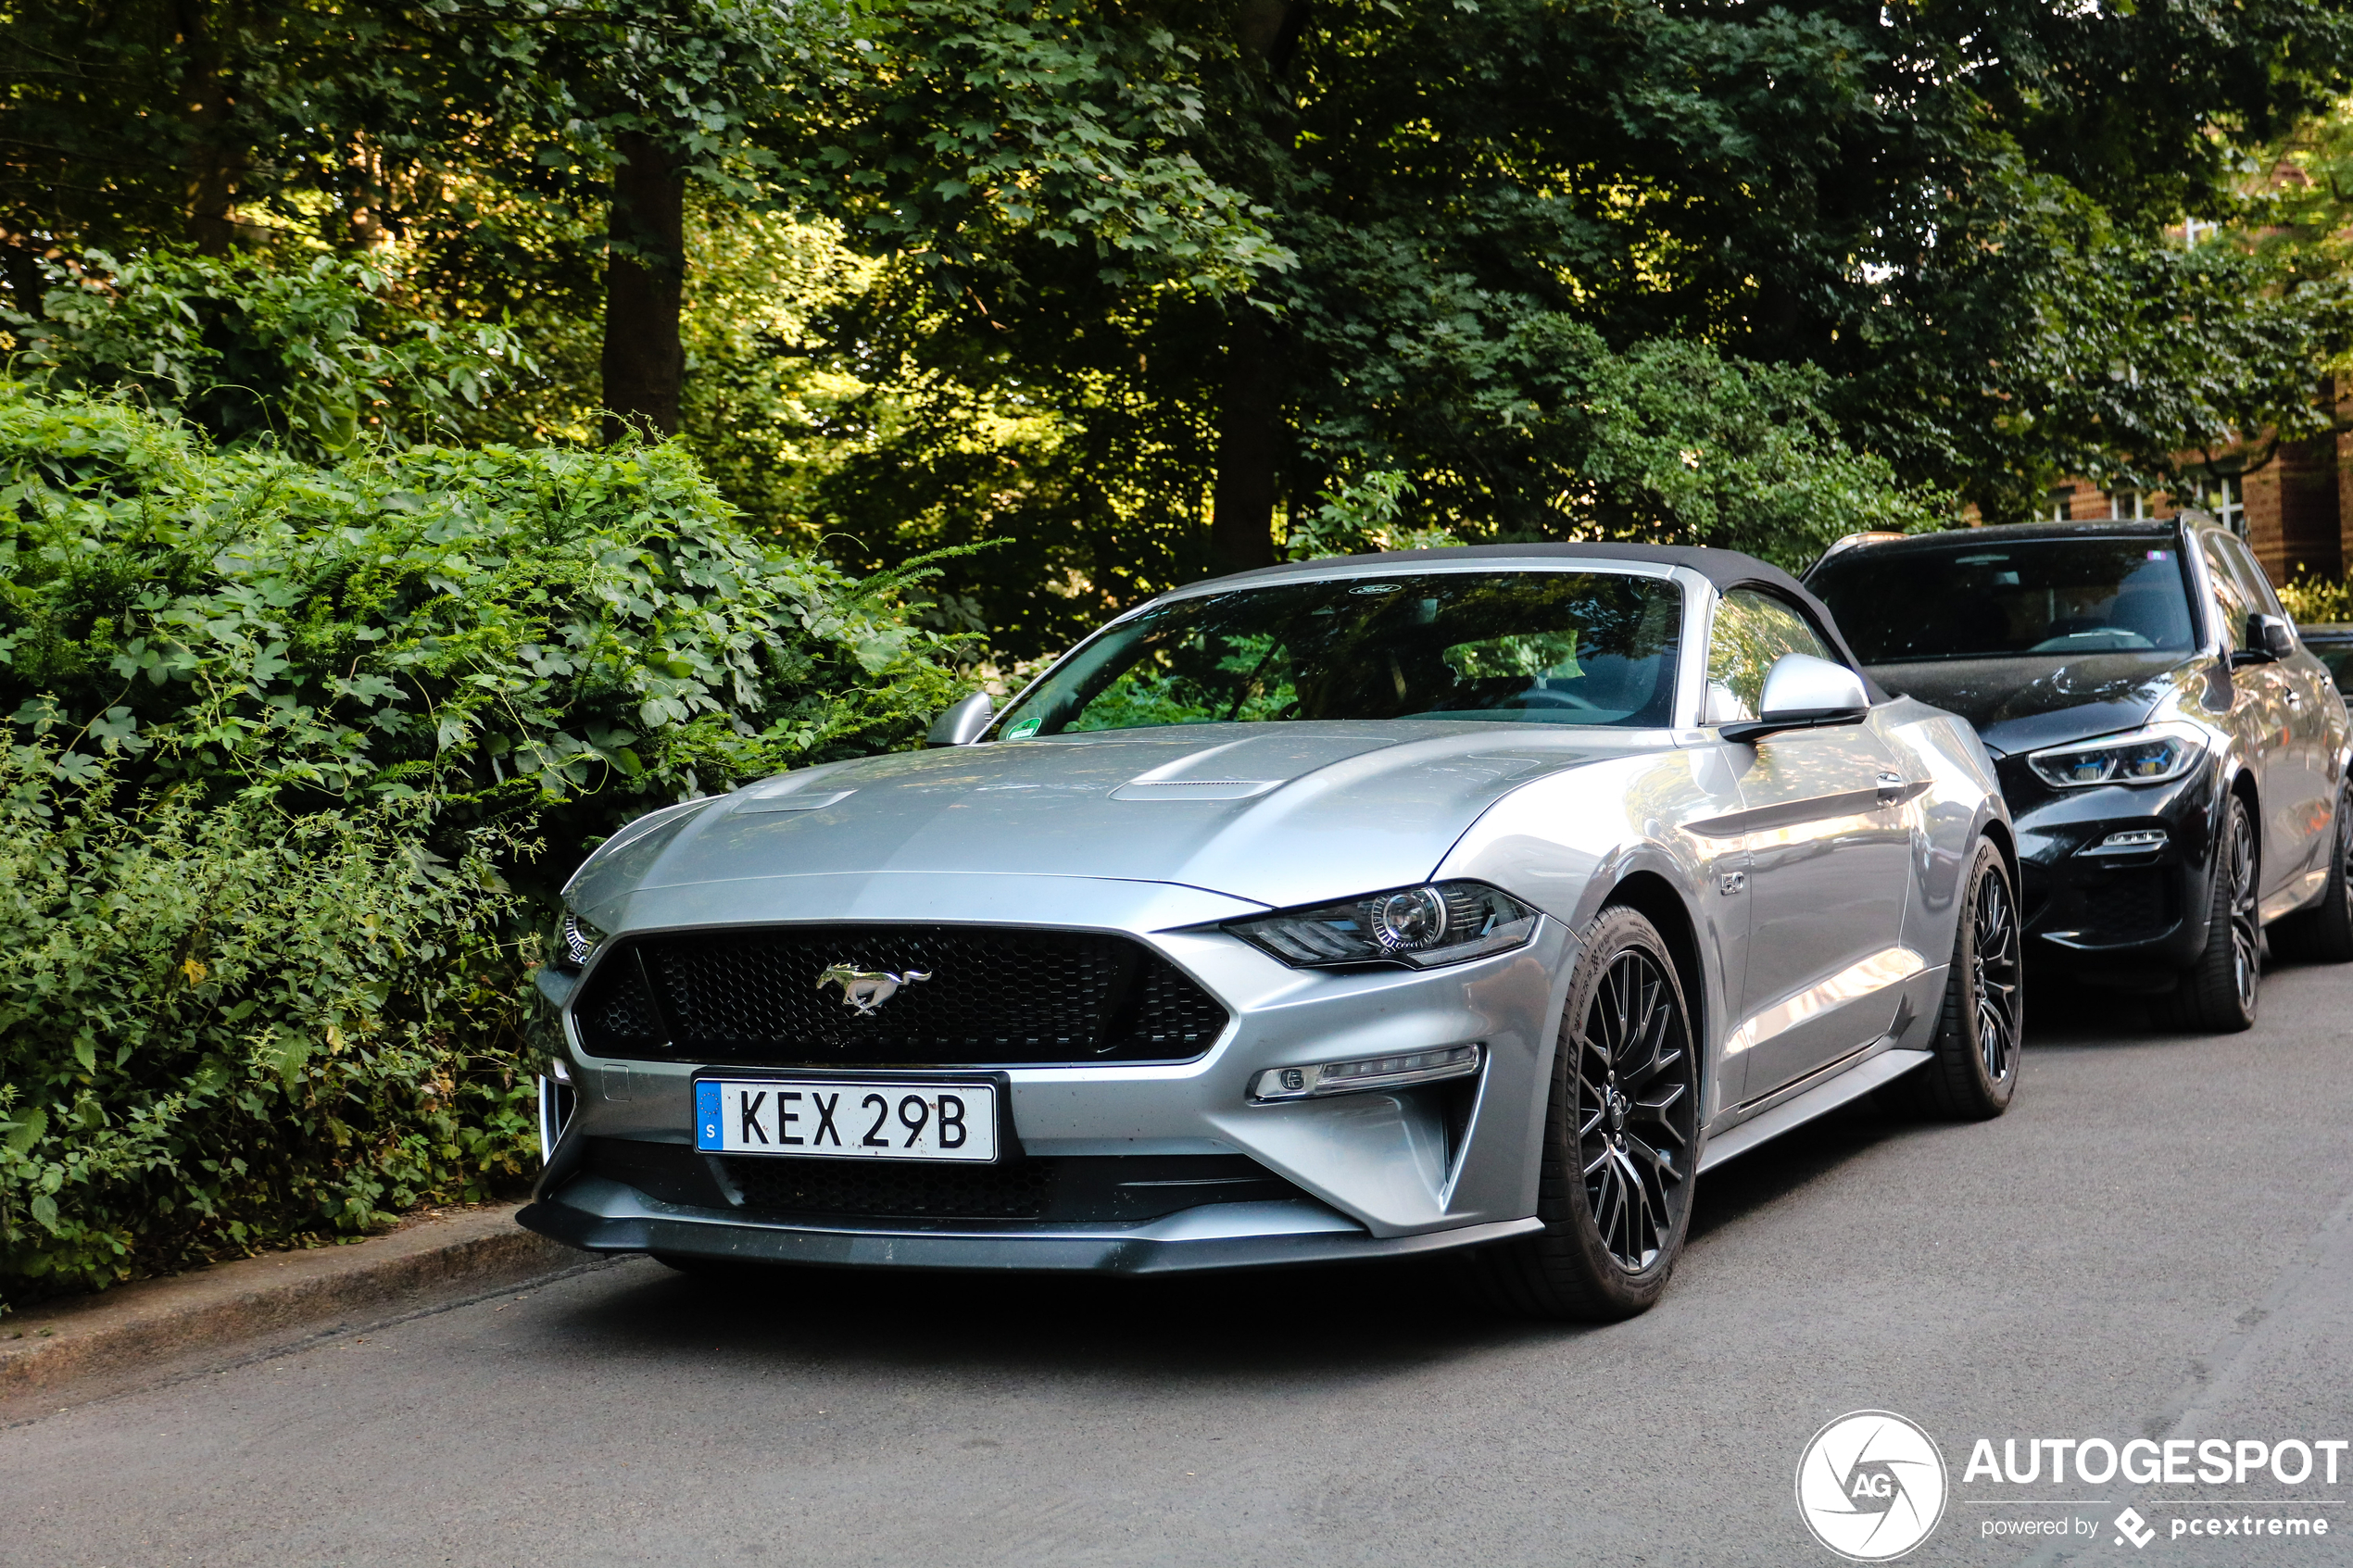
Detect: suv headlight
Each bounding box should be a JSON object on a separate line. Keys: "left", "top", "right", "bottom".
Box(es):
{"left": 1227, "top": 882, "right": 1540, "bottom": 969}
{"left": 2026, "top": 721, "right": 2208, "bottom": 789}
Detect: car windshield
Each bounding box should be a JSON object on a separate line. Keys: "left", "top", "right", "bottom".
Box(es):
{"left": 995, "top": 570, "right": 1683, "bottom": 737}
{"left": 1809, "top": 536, "right": 2197, "bottom": 662}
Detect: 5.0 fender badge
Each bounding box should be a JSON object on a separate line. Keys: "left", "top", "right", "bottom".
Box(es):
{"left": 816, "top": 964, "right": 931, "bottom": 1015}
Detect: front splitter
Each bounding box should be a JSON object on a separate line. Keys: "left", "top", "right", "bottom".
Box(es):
{"left": 516, "top": 1191, "right": 1541, "bottom": 1276}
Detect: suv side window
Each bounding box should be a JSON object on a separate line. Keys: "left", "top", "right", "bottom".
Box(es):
{"left": 1707, "top": 588, "right": 1837, "bottom": 720}
{"left": 2199, "top": 535, "right": 2253, "bottom": 654}
{"left": 2219, "top": 533, "right": 2285, "bottom": 620}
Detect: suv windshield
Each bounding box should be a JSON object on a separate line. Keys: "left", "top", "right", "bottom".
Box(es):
{"left": 995, "top": 571, "right": 1682, "bottom": 737}
{"left": 1809, "top": 535, "right": 2197, "bottom": 662}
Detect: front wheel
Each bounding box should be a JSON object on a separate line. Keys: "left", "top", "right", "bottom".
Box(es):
{"left": 1900, "top": 837, "right": 2021, "bottom": 1119}
{"left": 2151, "top": 793, "right": 2260, "bottom": 1034}
{"left": 1464, "top": 906, "right": 1700, "bottom": 1321}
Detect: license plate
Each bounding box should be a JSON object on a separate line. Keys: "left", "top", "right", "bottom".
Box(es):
{"left": 694, "top": 1078, "right": 998, "bottom": 1163}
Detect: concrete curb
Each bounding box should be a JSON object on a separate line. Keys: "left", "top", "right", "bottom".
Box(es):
{"left": 0, "top": 1204, "right": 577, "bottom": 1400}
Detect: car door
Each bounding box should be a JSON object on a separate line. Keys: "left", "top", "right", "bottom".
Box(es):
{"left": 2198, "top": 533, "right": 2307, "bottom": 901}
{"left": 1703, "top": 588, "right": 1916, "bottom": 1104}
{"left": 2218, "top": 532, "right": 2340, "bottom": 894}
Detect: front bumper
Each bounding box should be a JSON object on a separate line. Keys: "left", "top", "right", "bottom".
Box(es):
{"left": 2000, "top": 755, "right": 2220, "bottom": 972}
{"left": 517, "top": 1178, "right": 1541, "bottom": 1275}
{"left": 526, "top": 872, "right": 1572, "bottom": 1271}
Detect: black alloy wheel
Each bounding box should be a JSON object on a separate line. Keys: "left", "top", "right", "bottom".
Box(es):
{"left": 2154, "top": 794, "right": 2261, "bottom": 1034}
{"left": 2276, "top": 785, "right": 2353, "bottom": 963}
{"left": 1903, "top": 837, "right": 2021, "bottom": 1119}
{"left": 1573, "top": 947, "right": 1696, "bottom": 1272}
{"left": 1970, "top": 862, "right": 2022, "bottom": 1085}
{"left": 2227, "top": 805, "right": 2262, "bottom": 1006}
{"left": 1465, "top": 906, "right": 1700, "bottom": 1320}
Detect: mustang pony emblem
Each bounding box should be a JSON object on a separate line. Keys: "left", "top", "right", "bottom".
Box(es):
{"left": 816, "top": 964, "right": 931, "bottom": 1015}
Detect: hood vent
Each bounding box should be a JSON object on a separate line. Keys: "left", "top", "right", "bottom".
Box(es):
{"left": 1108, "top": 779, "right": 1282, "bottom": 802}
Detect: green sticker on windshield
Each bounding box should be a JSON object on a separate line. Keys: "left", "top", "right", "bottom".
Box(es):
{"left": 1002, "top": 717, "right": 1043, "bottom": 740}
{"left": 1441, "top": 631, "right": 1582, "bottom": 682}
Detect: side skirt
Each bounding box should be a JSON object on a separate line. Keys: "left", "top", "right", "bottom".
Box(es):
{"left": 1694, "top": 1047, "right": 1931, "bottom": 1174}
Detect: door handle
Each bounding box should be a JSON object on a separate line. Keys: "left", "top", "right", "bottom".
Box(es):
{"left": 1876, "top": 771, "right": 1906, "bottom": 803}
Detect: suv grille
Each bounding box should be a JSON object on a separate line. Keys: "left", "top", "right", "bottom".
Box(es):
{"left": 571, "top": 924, "right": 1229, "bottom": 1067}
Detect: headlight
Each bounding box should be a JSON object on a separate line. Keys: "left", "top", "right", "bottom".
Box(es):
{"left": 560, "top": 910, "right": 607, "bottom": 970}
{"left": 1227, "top": 882, "right": 1540, "bottom": 969}
{"left": 2026, "top": 721, "right": 2208, "bottom": 789}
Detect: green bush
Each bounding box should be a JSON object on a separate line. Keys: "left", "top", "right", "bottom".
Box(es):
{"left": 0, "top": 380, "right": 980, "bottom": 884}
{"left": 2279, "top": 572, "right": 2352, "bottom": 625}
{"left": 0, "top": 726, "right": 535, "bottom": 1307}
{"left": 2, "top": 247, "right": 528, "bottom": 462}
{"left": 0, "top": 378, "right": 982, "bottom": 1302}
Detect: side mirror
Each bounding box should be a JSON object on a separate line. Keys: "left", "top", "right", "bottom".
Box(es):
{"left": 2247, "top": 613, "right": 2296, "bottom": 662}
{"left": 1719, "top": 653, "right": 1870, "bottom": 744}
{"left": 925, "top": 691, "right": 995, "bottom": 747}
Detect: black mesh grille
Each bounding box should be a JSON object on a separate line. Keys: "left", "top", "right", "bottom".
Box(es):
{"left": 2082, "top": 869, "right": 2173, "bottom": 940}
{"left": 715, "top": 1151, "right": 1302, "bottom": 1223}
{"left": 724, "top": 1156, "right": 1060, "bottom": 1220}
{"left": 572, "top": 925, "right": 1228, "bottom": 1066}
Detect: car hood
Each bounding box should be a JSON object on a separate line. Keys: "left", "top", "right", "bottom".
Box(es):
{"left": 1863, "top": 652, "right": 2196, "bottom": 756}
{"left": 565, "top": 721, "right": 1629, "bottom": 928}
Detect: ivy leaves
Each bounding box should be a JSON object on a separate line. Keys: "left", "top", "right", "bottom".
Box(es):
{"left": 5, "top": 249, "right": 532, "bottom": 463}
{"left": 0, "top": 381, "right": 978, "bottom": 879}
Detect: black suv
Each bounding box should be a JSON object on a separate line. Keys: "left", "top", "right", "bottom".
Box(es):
{"left": 1809, "top": 516, "right": 2353, "bottom": 1029}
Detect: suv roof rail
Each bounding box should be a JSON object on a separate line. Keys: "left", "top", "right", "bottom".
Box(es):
{"left": 1810, "top": 531, "right": 1909, "bottom": 571}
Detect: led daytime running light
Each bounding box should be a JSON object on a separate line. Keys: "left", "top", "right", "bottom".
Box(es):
{"left": 1252, "top": 1044, "right": 1484, "bottom": 1101}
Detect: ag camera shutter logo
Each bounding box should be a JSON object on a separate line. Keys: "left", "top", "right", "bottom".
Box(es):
{"left": 1795, "top": 1410, "right": 1949, "bottom": 1561}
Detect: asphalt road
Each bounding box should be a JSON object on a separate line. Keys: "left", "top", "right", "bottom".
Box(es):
{"left": 6, "top": 962, "right": 2352, "bottom": 1568}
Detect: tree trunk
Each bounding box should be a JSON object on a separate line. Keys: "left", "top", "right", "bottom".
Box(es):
{"left": 1211, "top": 307, "right": 1281, "bottom": 571}
{"left": 600, "top": 132, "right": 686, "bottom": 445}
{"left": 1207, "top": 0, "right": 1309, "bottom": 572}
{"left": 177, "top": 0, "right": 240, "bottom": 255}
{"left": 0, "top": 242, "right": 44, "bottom": 317}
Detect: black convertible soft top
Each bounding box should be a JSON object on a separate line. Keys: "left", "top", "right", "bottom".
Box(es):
{"left": 1189, "top": 541, "right": 1881, "bottom": 693}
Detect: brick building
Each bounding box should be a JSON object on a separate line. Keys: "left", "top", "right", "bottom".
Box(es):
{"left": 2036, "top": 434, "right": 2350, "bottom": 593}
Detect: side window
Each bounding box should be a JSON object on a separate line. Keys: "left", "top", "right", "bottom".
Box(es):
{"left": 2200, "top": 536, "right": 2251, "bottom": 654}
{"left": 2220, "top": 534, "right": 2285, "bottom": 619}
{"left": 1706, "top": 588, "right": 1837, "bottom": 721}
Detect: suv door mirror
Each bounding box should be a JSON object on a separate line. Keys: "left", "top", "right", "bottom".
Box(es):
{"left": 2259, "top": 613, "right": 2296, "bottom": 660}
{"left": 925, "top": 691, "right": 995, "bottom": 747}
{"left": 1719, "top": 654, "right": 1870, "bottom": 744}
{"left": 2233, "top": 613, "right": 2296, "bottom": 665}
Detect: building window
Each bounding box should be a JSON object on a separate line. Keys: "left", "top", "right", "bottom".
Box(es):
{"left": 2197, "top": 476, "right": 2246, "bottom": 537}
{"left": 2041, "top": 486, "right": 2072, "bottom": 522}
{"left": 2107, "top": 489, "right": 2150, "bottom": 521}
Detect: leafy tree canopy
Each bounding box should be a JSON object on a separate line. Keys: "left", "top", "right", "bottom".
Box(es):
{"left": 9, "top": 0, "right": 2353, "bottom": 657}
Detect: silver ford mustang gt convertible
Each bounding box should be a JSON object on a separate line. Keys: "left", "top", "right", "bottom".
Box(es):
{"left": 521, "top": 543, "right": 2020, "bottom": 1319}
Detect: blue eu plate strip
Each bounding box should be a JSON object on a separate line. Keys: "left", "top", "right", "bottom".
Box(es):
{"left": 695, "top": 1081, "right": 723, "bottom": 1150}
